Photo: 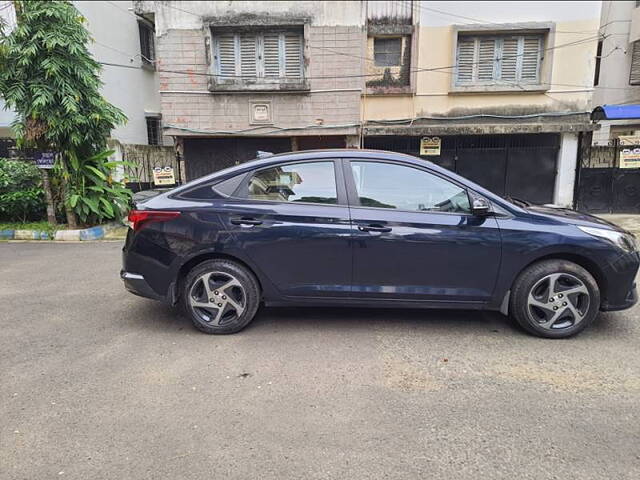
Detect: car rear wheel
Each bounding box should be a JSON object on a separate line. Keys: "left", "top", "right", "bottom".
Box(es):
{"left": 510, "top": 259, "right": 600, "bottom": 338}
{"left": 182, "top": 259, "right": 260, "bottom": 334}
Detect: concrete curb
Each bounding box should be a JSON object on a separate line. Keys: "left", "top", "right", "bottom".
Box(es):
{"left": 0, "top": 223, "right": 123, "bottom": 241}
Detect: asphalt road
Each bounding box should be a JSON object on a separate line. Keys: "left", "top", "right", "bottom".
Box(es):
{"left": 1, "top": 242, "right": 639, "bottom": 479}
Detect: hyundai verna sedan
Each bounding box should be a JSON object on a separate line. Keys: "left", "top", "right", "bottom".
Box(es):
{"left": 121, "top": 149, "right": 639, "bottom": 338}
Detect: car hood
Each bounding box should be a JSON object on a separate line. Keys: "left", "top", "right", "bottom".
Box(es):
{"left": 525, "top": 204, "right": 625, "bottom": 231}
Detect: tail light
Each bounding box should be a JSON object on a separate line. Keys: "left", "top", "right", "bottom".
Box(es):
{"left": 127, "top": 210, "right": 181, "bottom": 232}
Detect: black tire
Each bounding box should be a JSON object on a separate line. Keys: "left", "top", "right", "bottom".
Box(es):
{"left": 510, "top": 259, "right": 600, "bottom": 339}
{"left": 182, "top": 259, "right": 260, "bottom": 334}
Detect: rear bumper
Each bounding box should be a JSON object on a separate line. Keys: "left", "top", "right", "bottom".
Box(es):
{"left": 120, "top": 270, "right": 165, "bottom": 302}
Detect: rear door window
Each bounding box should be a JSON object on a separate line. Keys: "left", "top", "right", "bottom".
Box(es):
{"left": 247, "top": 161, "right": 338, "bottom": 205}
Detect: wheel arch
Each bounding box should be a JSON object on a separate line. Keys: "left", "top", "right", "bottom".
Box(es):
{"left": 175, "top": 252, "right": 265, "bottom": 304}
{"left": 505, "top": 252, "right": 607, "bottom": 313}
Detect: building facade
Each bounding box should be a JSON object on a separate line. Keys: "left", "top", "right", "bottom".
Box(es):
{"left": 362, "top": 1, "right": 601, "bottom": 207}
{"left": 138, "top": 0, "right": 601, "bottom": 207}
{"left": 135, "top": 0, "right": 364, "bottom": 180}
{"left": 592, "top": 0, "right": 640, "bottom": 145}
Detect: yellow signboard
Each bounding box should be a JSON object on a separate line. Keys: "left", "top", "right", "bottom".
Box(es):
{"left": 153, "top": 166, "right": 176, "bottom": 186}
{"left": 619, "top": 136, "right": 640, "bottom": 169}
{"left": 420, "top": 137, "right": 441, "bottom": 156}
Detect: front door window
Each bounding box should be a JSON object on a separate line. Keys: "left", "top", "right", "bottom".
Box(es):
{"left": 350, "top": 161, "right": 471, "bottom": 213}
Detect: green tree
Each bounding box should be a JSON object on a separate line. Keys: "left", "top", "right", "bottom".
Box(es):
{"left": 0, "top": 0, "right": 130, "bottom": 227}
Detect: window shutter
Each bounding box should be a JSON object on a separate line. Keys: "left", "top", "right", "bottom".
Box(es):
{"left": 500, "top": 37, "right": 518, "bottom": 82}
{"left": 521, "top": 35, "right": 542, "bottom": 82}
{"left": 631, "top": 41, "right": 640, "bottom": 85}
{"left": 477, "top": 38, "right": 496, "bottom": 81}
{"left": 239, "top": 34, "right": 257, "bottom": 77}
{"left": 217, "top": 35, "right": 236, "bottom": 77}
{"left": 456, "top": 37, "right": 475, "bottom": 83}
{"left": 263, "top": 33, "right": 281, "bottom": 78}
{"left": 284, "top": 32, "right": 303, "bottom": 78}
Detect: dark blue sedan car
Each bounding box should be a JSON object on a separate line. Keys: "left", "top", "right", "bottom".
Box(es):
{"left": 121, "top": 149, "right": 639, "bottom": 338}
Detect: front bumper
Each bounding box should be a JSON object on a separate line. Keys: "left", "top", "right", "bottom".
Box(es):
{"left": 601, "top": 282, "right": 638, "bottom": 311}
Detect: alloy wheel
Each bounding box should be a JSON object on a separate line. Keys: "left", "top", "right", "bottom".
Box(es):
{"left": 526, "top": 273, "right": 590, "bottom": 330}
{"left": 188, "top": 271, "right": 246, "bottom": 326}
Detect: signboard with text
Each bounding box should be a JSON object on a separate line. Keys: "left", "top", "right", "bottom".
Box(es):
{"left": 420, "top": 137, "right": 441, "bottom": 156}
{"left": 619, "top": 136, "right": 640, "bottom": 169}
{"left": 152, "top": 166, "right": 176, "bottom": 186}
{"left": 34, "top": 151, "right": 57, "bottom": 169}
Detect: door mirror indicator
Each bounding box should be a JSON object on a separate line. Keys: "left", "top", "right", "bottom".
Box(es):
{"left": 471, "top": 198, "right": 491, "bottom": 216}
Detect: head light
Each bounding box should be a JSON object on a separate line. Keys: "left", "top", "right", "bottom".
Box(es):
{"left": 578, "top": 226, "right": 637, "bottom": 253}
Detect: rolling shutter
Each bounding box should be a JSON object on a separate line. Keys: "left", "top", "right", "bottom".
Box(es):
{"left": 456, "top": 37, "right": 475, "bottom": 83}
{"left": 521, "top": 35, "right": 542, "bottom": 82}
{"left": 631, "top": 41, "right": 640, "bottom": 85}
{"left": 217, "top": 35, "right": 236, "bottom": 77}
{"left": 284, "top": 32, "right": 303, "bottom": 78}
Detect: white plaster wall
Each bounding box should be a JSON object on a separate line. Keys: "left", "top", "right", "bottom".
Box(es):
{"left": 152, "top": 1, "right": 365, "bottom": 34}
{"left": 0, "top": 99, "right": 15, "bottom": 130}
{"left": 421, "top": 1, "right": 602, "bottom": 26}
{"left": 76, "top": 0, "right": 160, "bottom": 145}
{"left": 593, "top": 1, "right": 638, "bottom": 107}
{"left": 554, "top": 132, "right": 579, "bottom": 207}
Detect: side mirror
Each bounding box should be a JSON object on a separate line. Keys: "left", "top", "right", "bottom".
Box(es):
{"left": 471, "top": 197, "right": 491, "bottom": 216}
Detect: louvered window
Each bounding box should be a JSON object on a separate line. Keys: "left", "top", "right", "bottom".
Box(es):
{"left": 456, "top": 33, "right": 544, "bottom": 86}
{"left": 630, "top": 41, "right": 640, "bottom": 85}
{"left": 212, "top": 30, "right": 303, "bottom": 84}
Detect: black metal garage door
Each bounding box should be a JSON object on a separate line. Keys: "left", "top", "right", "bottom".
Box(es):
{"left": 184, "top": 137, "right": 292, "bottom": 181}
{"left": 365, "top": 134, "right": 560, "bottom": 204}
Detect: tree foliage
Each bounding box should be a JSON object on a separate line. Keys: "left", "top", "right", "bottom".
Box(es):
{"left": 0, "top": 0, "right": 131, "bottom": 225}
{"left": 0, "top": 158, "right": 45, "bottom": 221}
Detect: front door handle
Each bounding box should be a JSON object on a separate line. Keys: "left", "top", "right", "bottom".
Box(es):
{"left": 358, "top": 224, "right": 392, "bottom": 233}
{"left": 231, "top": 217, "right": 263, "bottom": 226}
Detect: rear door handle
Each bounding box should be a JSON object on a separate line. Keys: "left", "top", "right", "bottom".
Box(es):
{"left": 230, "top": 217, "right": 263, "bottom": 226}
{"left": 358, "top": 224, "right": 392, "bottom": 233}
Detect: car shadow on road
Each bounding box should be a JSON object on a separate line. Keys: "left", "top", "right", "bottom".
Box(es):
{"left": 124, "top": 298, "right": 515, "bottom": 335}
{"left": 125, "top": 298, "right": 635, "bottom": 339}
{"left": 250, "top": 306, "right": 521, "bottom": 336}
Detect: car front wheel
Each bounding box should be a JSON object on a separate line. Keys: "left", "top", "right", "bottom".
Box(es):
{"left": 510, "top": 259, "right": 600, "bottom": 338}
{"left": 182, "top": 259, "right": 260, "bottom": 334}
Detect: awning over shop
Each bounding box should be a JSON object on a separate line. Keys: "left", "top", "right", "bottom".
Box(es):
{"left": 592, "top": 105, "right": 640, "bottom": 120}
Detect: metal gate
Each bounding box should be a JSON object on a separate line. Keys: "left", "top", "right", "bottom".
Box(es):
{"left": 576, "top": 138, "right": 640, "bottom": 213}
{"left": 364, "top": 134, "right": 559, "bottom": 204}
{"left": 122, "top": 144, "right": 178, "bottom": 192}
{"left": 184, "top": 137, "right": 292, "bottom": 181}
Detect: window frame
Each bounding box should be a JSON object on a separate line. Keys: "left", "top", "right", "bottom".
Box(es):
{"left": 145, "top": 116, "right": 161, "bottom": 146}
{"left": 138, "top": 19, "right": 155, "bottom": 69}
{"left": 208, "top": 26, "right": 309, "bottom": 92}
{"left": 630, "top": 41, "right": 640, "bottom": 85}
{"left": 373, "top": 37, "right": 403, "bottom": 67}
{"left": 450, "top": 23, "right": 553, "bottom": 94}
{"left": 343, "top": 159, "right": 474, "bottom": 216}
{"left": 232, "top": 159, "right": 348, "bottom": 207}
{"left": 455, "top": 34, "right": 543, "bottom": 86}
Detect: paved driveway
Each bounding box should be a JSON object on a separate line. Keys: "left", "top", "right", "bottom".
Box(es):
{"left": 1, "top": 242, "right": 639, "bottom": 479}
